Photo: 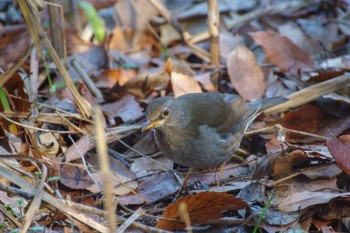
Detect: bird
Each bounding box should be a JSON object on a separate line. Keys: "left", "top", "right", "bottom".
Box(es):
{"left": 143, "top": 92, "right": 287, "bottom": 168}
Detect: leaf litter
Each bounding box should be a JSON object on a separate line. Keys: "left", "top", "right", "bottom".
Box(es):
{"left": 1, "top": 0, "right": 350, "bottom": 232}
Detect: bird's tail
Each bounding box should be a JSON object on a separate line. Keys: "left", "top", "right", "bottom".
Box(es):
{"left": 259, "top": 96, "right": 288, "bottom": 112}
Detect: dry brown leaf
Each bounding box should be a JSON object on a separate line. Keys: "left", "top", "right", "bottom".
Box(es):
{"left": 108, "top": 27, "right": 128, "bottom": 52}
{"left": 300, "top": 163, "right": 341, "bottom": 180}
{"left": 130, "top": 156, "right": 173, "bottom": 177}
{"left": 277, "top": 191, "right": 350, "bottom": 212}
{"left": 37, "top": 132, "right": 60, "bottom": 157}
{"left": 118, "top": 173, "right": 180, "bottom": 205}
{"left": 282, "top": 105, "right": 326, "bottom": 142}
{"left": 273, "top": 149, "right": 310, "bottom": 179}
{"left": 65, "top": 136, "right": 91, "bottom": 163}
{"left": 194, "top": 72, "right": 216, "bottom": 92}
{"left": 114, "top": 0, "right": 157, "bottom": 49}
{"left": 59, "top": 164, "right": 94, "bottom": 189}
{"left": 86, "top": 171, "right": 136, "bottom": 196}
{"left": 124, "top": 132, "right": 158, "bottom": 160}
{"left": 171, "top": 71, "right": 203, "bottom": 97}
{"left": 227, "top": 45, "right": 265, "bottom": 101}
{"left": 166, "top": 58, "right": 202, "bottom": 97}
{"left": 251, "top": 31, "right": 315, "bottom": 74}
{"left": 125, "top": 68, "right": 170, "bottom": 99}
{"left": 94, "top": 68, "right": 137, "bottom": 89}
{"left": 1, "top": 74, "right": 30, "bottom": 134}
{"left": 86, "top": 0, "right": 116, "bottom": 9}
{"left": 102, "top": 94, "right": 144, "bottom": 123}
{"left": 188, "top": 164, "right": 250, "bottom": 184}
{"left": 156, "top": 192, "right": 247, "bottom": 231}
{"left": 0, "top": 25, "right": 30, "bottom": 69}
{"left": 219, "top": 30, "right": 243, "bottom": 60}
{"left": 327, "top": 135, "right": 350, "bottom": 176}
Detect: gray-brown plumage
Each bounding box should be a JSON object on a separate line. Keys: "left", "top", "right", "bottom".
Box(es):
{"left": 143, "top": 92, "right": 286, "bottom": 168}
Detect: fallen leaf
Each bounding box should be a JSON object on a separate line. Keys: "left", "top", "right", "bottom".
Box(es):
{"left": 102, "top": 94, "right": 144, "bottom": 123}
{"left": 251, "top": 31, "right": 315, "bottom": 74}
{"left": 167, "top": 58, "right": 202, "bottom": 97}
{"left": 300, "top": 163, "right": 342, "bottom": 180}
{"left": 59, "top": 164, "right": 94, "bottom": 189}
{"left": 125, "top": 68, "right": 170, "bottom": 99}
{"left": 282, "top": 105, "right": 326, "bottom": 142}
{"left": 227, "top": 45, "right": 265, "bottom": 101}
{"left": 86, "top": 171, "right": 137, "bottom": 195}
{"left": 124, "top": 132, "right": 158, "bottom": 160}
{"left": 86, "top": 152, "right": 137, "bottom": 181}
{"left": 65, "top": 136, "right": 91, "bottom": 162}
{"left": 156, "top": 192, "right": 247, "bottom": 231}
{"left": 194, "top": 72, "right": 216, "bottom": 92}
{"left": 37, "top": 132, "right": 60, "bottom": 157}
{"left": 130, "top": 156, "right": 173, "bottom": 178}
{"left": 171, "top": 71, "right": 202, "bottom": 97}
{"left": 327, "top": 135, "right": 350, "bottom": 176}
{"left": 94, "top": 68, "right": 137, "bottom": 89}
{"left": 219, "top": 30, "right": 243, "bottom": 60}
{"left": 273, "top": 149, "right": 328, "bottom": 179}
{"left": 108, "top": 27, "right": 128, "bottom": 52}
{"left": 188, "top": 164, "right": 250, "bottom": 184}
{"left": 277, "top": 191, "right": 350, "bottom": 212}
{"left": 275, "top": 177, "right": 338, "bottom": 197}
{"left": 249, "top": 205, "right": 299, "bottom": 228}
{"left": 0, "top": 25, "right": 30, "bottom": 69}
{"left": 118, "top": 173, "right": 180, "bottom": 205}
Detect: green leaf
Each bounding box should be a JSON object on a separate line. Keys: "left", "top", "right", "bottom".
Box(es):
{"left": 0, "top": 87, "right": 10, "bottom": 112}
{"left": 47, "top": 176, "right": 61, "bottom": 182}
{"left": 78, "top": 2, "right": 105, "bottom": 43}
{"left": 49, "top": 80, "right": 66, "bottom": 94}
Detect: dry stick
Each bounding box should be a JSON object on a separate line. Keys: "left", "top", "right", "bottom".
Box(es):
{"left": 45, "top": 0, "right": 67, "bottom": 64}
{"left": 1, "top": 111, "right": 85, "bottom": 125}
{"left": 207, "top": 0, "right": 220, "bottom": 66}
{"left": 168, "top": 1, "right": 310, "bottom": 49}
{"left": 246, "top": 124, "right": 328, "bottom": 140}
{"left": 0, "top": 155, "right": 47, "bottom": 233}
{"left": 18, "top": 0, "right": 91, "bottom": 118}
{"left": 272, "top": 172, "right": 300, "bottom": 186}
{"left": 149, "top": 0, "right": 210, "bottom": 62}
{"left": 47, "top": 0, "right": 64, "bottom": 59}
{"left": 0, "top": 112, "right": 74, "bottom": 134}
{"left": 227, "top": 1, "right": 309, "bottom": 30}
{"left": 64, "top": 200, "right": 172, "bottom": 233}
{"left": 0, "top": 164, "right": 109, "bottom": 232}
{"left": 117, "top": 208, "right": 145, "bottom": 233}
{"left": 94, "top": 107, "right": 117, "bottom": 233}
{"left": 0, "top": 203, "right": 22, "bottom": 228}
{"left": 179, "top": 202, "right": 192, "bottom": 233}
{"left": 189, "top": 1, "right": 310, "bottom": 45}
{"left": 264, "top": 74, "right": 350, "bottom": 114}
{"left": 17, "top": 0, "right": 43, "bottom": 59}
{"left": 20, "top": 160, "right": 47, "bottom": 233}
{"left": 71, "top": 59, "right": 104, "bottom": 103}
{"left": 28, "top": 46, "right": 39, "bottom": 117}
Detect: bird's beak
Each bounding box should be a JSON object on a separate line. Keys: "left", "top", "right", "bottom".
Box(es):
{"left": 141, "top": 119, "right": 164, "bottom": 132}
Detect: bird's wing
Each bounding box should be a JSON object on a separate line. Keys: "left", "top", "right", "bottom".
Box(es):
{"left": 217, "top": 94, "right": 261, "bottom": 134}
{"left": 176, "top": 92, "right": 232, "bottom": 130}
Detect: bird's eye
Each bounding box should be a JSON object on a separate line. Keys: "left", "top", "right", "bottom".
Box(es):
{"left": 162, "top": 109, "right": 170, "bottom": 117}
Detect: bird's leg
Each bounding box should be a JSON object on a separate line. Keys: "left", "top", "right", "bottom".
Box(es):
{"left": 174, "top": 167, "right": 193, "bottom": 200}
{"left": 217, "top": 160, "right": 227, "bottom": 186}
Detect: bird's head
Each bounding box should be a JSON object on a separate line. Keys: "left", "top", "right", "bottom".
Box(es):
{"left": 142, "top": 96, "right": 186, "bottom": 131}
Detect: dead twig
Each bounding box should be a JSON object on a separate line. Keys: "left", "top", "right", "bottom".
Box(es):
{"left": 93, "top": 107, "right": 117, "bottom": 232}
{"left": 207, "top": 0, "right": 220, "bottom": 66}
{"left": 264, "top": 74, "right": 350, "bottom": 114}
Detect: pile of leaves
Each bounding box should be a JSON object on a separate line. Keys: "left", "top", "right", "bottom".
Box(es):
{"left": 1, "top": 0, "right": 350, "bottom": 232}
